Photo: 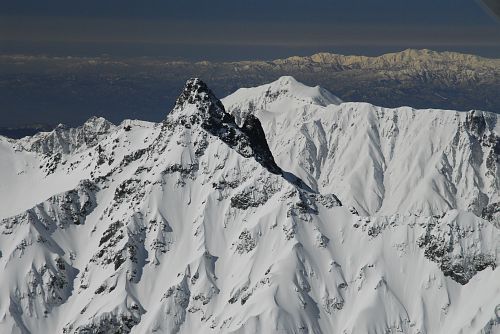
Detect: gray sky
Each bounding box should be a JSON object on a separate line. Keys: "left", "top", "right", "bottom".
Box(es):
{"left": 1, "top": 0, "right": 500, "bottom": 59}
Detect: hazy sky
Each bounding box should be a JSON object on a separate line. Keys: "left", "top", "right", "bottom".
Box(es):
{"left": 1, "top": 0, "right": 500, "bottom": 60}
{"left": 1, "top": 1, "right": 500, "bottom": 128}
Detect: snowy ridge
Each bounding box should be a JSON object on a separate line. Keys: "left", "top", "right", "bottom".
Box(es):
{"left": 226, "top": 76, "right": 342, "bottom": 126}
{"left": 223, "top": 78, "right": 500, "bottom": 224}
{"left": 0, "top": 78, "right": 499, "bottom": 334}
{"left": 14, "top": 116, "right": 116, "bottom": 155}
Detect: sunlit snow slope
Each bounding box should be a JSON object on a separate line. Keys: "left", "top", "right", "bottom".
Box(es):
{"left": 223, "top": 76, "right": 500, "bottom": 221}
{"left": 0, "top": 78, "right": 499, "bottom": 334}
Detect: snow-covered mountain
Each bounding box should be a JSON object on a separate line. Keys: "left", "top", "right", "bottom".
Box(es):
{"left": 223, "top": 76, "right": 500, "bottom": 222}
{"left": 0, "top": 77, "right": 499, "bottom": 334}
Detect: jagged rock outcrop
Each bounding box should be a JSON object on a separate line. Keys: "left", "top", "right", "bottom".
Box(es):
{"left": 167, "top": 78, "right": 281, "bottom": 174}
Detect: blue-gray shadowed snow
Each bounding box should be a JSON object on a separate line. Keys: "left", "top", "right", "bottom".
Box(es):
{"left": 0, "top": 76, "right": 498, "bottom": 333}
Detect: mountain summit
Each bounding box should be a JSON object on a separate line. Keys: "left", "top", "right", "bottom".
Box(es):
{"left": 224, "top": 78, "right": 500, "bottom": 222}
{"left": 223, "top": 76, "right": 342, "bottom": 122}
{"left": 167, "top": 78, "right": 282, "bottom": 174}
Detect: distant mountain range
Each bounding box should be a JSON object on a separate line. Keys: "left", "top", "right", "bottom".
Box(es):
{"left": 1, "top": 49, "right": 500, "bottom": 130}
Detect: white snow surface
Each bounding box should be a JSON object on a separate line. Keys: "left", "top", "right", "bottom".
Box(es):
{"left": 0, "top": 77, "right": 499, "bottom": 334}
{"left": 223, "top": 77, "right": 500, "bottom": 220}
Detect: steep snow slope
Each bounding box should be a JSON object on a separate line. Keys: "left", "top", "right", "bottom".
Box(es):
{"left": 0, "top": 78, "right": 499, "bottom": 334}
{"left": 223, "top": 77, "right": 500, "bottom": 222}
{"left": 0, "top": 119, "right": 157, "bottom": 220}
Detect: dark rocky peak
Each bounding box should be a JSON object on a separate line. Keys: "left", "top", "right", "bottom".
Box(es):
{"left": 239, "top": 114, "right": 280, "bottom": 173}
{"left": 166, "top": 78, "right": 282, "bottom": 175}
{"left": 171, "top": 78, "right": 231, "bottom": 124}
{"left": 465, "top": 110, "right": 487, "bottom": 137}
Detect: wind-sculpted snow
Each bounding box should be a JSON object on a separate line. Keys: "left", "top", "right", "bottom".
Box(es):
{"left": 0, "top": 78, "right": 499, "bottom": 333}
{"left": 223, "top": 77, "right": 500, "bottom": 225}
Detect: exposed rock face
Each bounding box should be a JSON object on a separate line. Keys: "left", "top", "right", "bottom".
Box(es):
{"left": 419, "top": 211, "right": 497, "bottom": 285}
{"left": 168, "top": 78, "right": 282, "bottom": 174}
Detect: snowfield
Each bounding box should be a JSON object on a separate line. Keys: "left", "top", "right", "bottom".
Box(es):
{"left": 0, "top": 77, "right": 499, "bottom": 334}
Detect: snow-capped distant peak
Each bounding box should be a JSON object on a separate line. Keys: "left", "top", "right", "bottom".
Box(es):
{"left": 268, "top": 76, "right": 342, "bottom": 106}
{"left": 222, "top": 76, "right": 342, "bottom": 116}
